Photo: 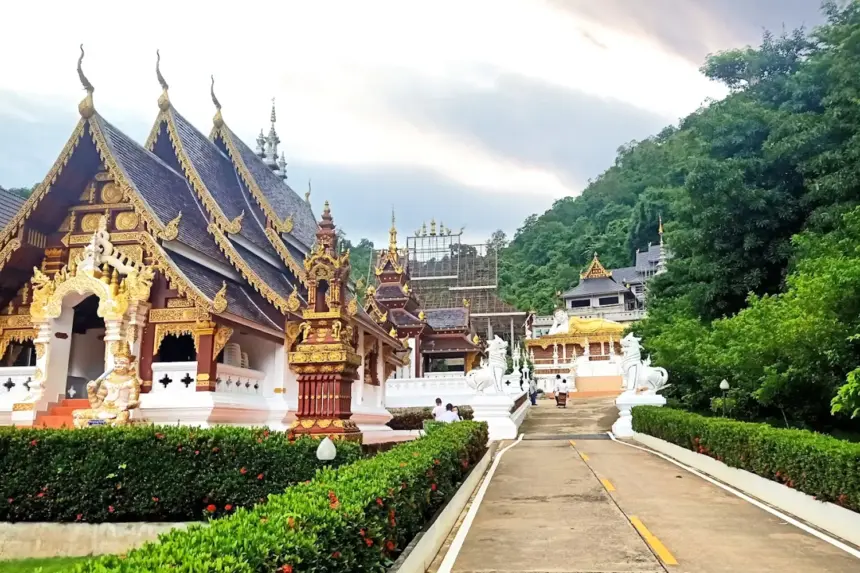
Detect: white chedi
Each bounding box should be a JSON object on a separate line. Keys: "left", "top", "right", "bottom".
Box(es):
{"left": 465, "top": 336, "right": 508, "bottom": 394}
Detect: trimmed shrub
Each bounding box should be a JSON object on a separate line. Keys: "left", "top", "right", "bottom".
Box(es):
{"left": 387, "top": 406, "right": 474, "bottom": 430}
{"left": 633, "top": 407, "right": 860, "bottom": 512}
{"left": 0, "top": 426, "right": 361, "bottom": 523}
{"left": 74, "top": 421, "right": 488, "bottom": 572}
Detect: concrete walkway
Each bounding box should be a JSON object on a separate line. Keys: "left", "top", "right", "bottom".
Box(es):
{"left": 435, "top": 398, "right": 860, "bottom": 573}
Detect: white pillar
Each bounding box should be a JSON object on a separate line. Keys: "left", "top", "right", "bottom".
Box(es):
{"left": 103, "top": 318, "right": 124, "bottom": 373}
{"left": 562, "top": 344, "right": 567, "bottom": 362}
{"left": 376, "top": 339, "right": 385, "bottom": 408}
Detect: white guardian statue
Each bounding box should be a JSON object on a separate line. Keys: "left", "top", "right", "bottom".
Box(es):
{"left": 619, "top": 332, "right": 669, "bottom": 394}
{"left": 465, "top": 336, "right": 508, "bottom": 394}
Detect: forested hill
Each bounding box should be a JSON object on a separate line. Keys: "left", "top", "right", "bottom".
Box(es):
{"left": 501, "top": 0, "right": 860, "bottom": 430}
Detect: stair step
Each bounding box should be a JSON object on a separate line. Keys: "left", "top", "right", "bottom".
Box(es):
{"left": 49, "top": 406, "right": 84, "bottom": 416}
{"left": 59, "top": 399, "right": 90, "bottom": 408}
{"left": 35, "top": 416, "right": 74, "bottom": 429}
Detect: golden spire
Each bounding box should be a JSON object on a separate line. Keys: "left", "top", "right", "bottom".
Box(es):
{"left": 389, "top": 209, "right": 398, "bottom": 252}
{"left": 211, "top": 75, "right": 224, "bottom": 127}
{"left": 323, "top": 200, "right": 330, "bottom": 216}
{"left": 658, "top": 213, "right": 664, "bottom": 245}
{"left": 580, "top": 252, "right": 611, "bottom": 279}
{"left": 77, "top": 44, "right": 95, "bottom": 119}
{"left": 156, "top": 50, "right": 170, "bottom": 111}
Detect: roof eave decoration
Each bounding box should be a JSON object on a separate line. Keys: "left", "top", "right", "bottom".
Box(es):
{"left": 263, "top": 226, "right": 308, "bottom": 285}
{"left": 375, "top": 209, "right": 404, "bottom": 275}
{"left": 581, "top": 252, "right": 612, "bottom": 279}
{"left": 208, "top": 223, "right": 290, "bottom": 312}
{"left": 210, "top": 122, "right": 295, "bottom": 235}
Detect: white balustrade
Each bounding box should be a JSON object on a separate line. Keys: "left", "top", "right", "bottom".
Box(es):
{"left": 150, "top": 361, "right": 198, "bottom": 395}
{"left": 0, "top": 367, "right": 37, "bottom": 406}
{"left": 215, "top": 364, "right": 265, "bottom": 395}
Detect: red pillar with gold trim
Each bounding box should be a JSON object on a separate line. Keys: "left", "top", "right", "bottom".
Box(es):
{"left": 288, "top": 202, "right": 362, "bottom": 441}
{"left": 195, "top": 321, "right": 217, "bottom": 392}
{"left": 139, "top": 323, "right": 156, "bottom": 394}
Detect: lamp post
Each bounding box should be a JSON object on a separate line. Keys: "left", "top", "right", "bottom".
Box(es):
{"left": 719, "top": 379, "right": 730, "bottom": 417}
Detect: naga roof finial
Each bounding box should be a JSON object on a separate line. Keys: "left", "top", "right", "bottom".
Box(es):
{"left": 77, "top": 44, "right": 95, "bottom": 118}
{"left": 305, "top": 179, "right": 312, "bottom": 203}
{"left": 210, "top": 75, "right": 224, "bottom": 128}
{"left": 156, "top": 50, "right": 170, "bottom": 111}
{"left": 270, "top": 97, "right": 277, "bottom": 124}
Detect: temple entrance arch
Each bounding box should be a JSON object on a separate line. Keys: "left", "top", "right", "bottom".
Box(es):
{"left": 17, "top": 217, "right": 154, "bottom": 410}
{"left": 66, "top": 295, "right": 106, "bottom": 398}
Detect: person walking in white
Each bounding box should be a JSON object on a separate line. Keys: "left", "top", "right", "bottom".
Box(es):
{"left": 554, "top": 378, "right": 570, "bottom": 408}
{"left": 431, "top": 397, "right": 445, "bottom": 420}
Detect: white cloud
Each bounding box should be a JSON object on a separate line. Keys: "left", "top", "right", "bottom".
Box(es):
{"left": 0, "top": 0, "right": 727, "bottom": 200}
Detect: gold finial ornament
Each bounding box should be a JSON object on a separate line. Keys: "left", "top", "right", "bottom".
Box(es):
{"left": 161, "top": 212, "right": 182, "bottom": 241}
{"left": 430, "top": 218, "right": 437, "bottom": 236}
{"left": 658, "top": 214, "right": 664, "bottom": 237}
{"left": 283, "top": 214, "right": 294, "bottom": 234}
{"left": 211, "top": 75, "right": 224, "bottom": 127}
{"left": 403, "top": 283, "right": 410, "bottom": 294}
{"left": 472, "top": 334, "right": 480, "bottom": 344}
{"left": 366, "top": 285, "right": 376, "bottom": 296}
{"left": 418, "top": 310, "right": 425, "bottom": 321}
{"left": 389, "top": 209, "right": 398, "bottom": 252}
{"left": 77, "top": 44, "right": 96, "bottom": 119}
{"left": 463, "top": 298, "right": 470, "bottom": 308}
{"left": 213, "top": 281, "right": 228, "bottom": 313}
{"left": 305, "top": 179, "right": 312, "bottom": 203}
{"left": 156, "top": 49, "right": 170, "bottom": 111}
{"left": 225, "top": 211, "right": 244, "bottom": 234}
{"left": 389, "top": 327, "right": 397, "bottom": 337}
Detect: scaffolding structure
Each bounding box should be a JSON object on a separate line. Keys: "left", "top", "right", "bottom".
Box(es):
{"left": 370, "top": 223, "right": 526, "bottom": 344}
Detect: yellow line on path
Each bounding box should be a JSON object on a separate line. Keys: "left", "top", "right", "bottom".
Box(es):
{"left": 569, "top": 440, "right": 576, "bottom": 446}
{"left": 600, "top": 478, "right": 615, "bottom": 492}
{"left": 630, "top": 516, "right": 678, "bottom": 565}
{"left": 580, "top": 452, "right": 589, "bottom": 461}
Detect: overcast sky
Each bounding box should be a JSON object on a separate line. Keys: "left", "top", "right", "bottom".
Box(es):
{"left": 0, "top": 1, "right": 824, "bottom": 245}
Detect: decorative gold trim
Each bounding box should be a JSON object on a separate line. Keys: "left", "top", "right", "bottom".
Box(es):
{"left": 211, "top": 126, "right": 294, "bottom": 234}
{"left": 208, "top": 223, "right": 289, "bottom": 312}
{"left": 114, "top": 211, "right": 139, "bottom": 231}
{"left": 12, "top": 402, "right": 34, "bottom": 412}
{"left": 154, "top": 322, "right": 197, "bottom": 352}
{"left": 69, "top": 202, "right": 131, "bottom": 213}
{"left": 264, "top": 226, "right": 308, "bottom": 283}
{"left": 0, "top": 329, "right": 36, "bottom": 359}
{"left": 213, "top": 325, "right": 233, "bottom": 357}
{"left": 0, "top": 238, "right": 21, "bottom": 274}
{"left": 149, "top": 307, "right": 201, "bottom": 323}
{"left": 160, "top": 212, "right": 181, "bottom": 241}
{"left": 138, "top": 233, "right": 214, "bottom": 312}
{"left": 80, "top": 213, "right": 102, "bottom": 233}
{"left": 100, "top": 182, "right": 123, "bottom": 204}
{"left": 213, "top": 281, "right": 228, "bottom": 313}
{"left": 149, "top": 112, "right": 245, "bottom": 236}
{"left": 166, "top": 298, "right": 192, "bottom": 308}
{"left": 286, "top": 290, "right": 301, "bottom": 312}
{"left": 581, "top": 252, "right": 612, "bottom": 279}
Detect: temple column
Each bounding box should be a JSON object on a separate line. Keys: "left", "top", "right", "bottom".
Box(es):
{"left": 552, "top": 344, "right": 558, "bottom": 365}
{"left": 562, "top": 344, "right": 567, "bottom": 362}
{"left": 376, "top": 341, "right": 385, "bottom": 408}
{"left": 601, "top": 341, "right": 605, "bottom": 356}
{"left": 138, "top": 321, "right": 156, "bottom": 394}
{"left": 194, "top": 321, "right": 217, "bottom": 392}
{"left": 103, "top": 317, "right": 124, "bottom": 373}
{"left": 354, "top": 328, "right": 365, "bottom": 405}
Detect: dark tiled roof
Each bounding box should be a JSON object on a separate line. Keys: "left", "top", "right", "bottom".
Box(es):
{"left": 610, "top": 266, "right": 640, "bottom": 286}
{"left": 230, "top": 240, "right": 297, "bottom": 302}
{"left": 635, "top": 244, "right": 662, "bottom": 272}
{"left": 421, "top": 335, "right": 479, "bottom": 354}
{"left": 562, "top": 277, "right": 629, "bottom": 298}
{"left": 170, "top": 253, "right": 282, "bottom": 330}
{"left": 95, "top": 116, "right": 223, "bottom": 261}
{"left": 375, "top": 283, "right": 407, "bottom": 300}
{"left": 0, "top": 188, "right": 25, "bottom": 233}
{"left": 170, "top": 111, "right": 277, "bottom": 255}
{"left": 389, "top": 308, "right": 423, "bottom": 328}
{"left": 424, "top": 308, "right": 469, "bottom": 330}
{"left": 221, "top": 127, "right": 317, "bottom": 248}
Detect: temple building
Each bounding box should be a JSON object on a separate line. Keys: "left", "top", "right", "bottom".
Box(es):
{"left": 364, "top": 214, "right": 482, "bottom": 378}
{"left": 530, "top": 221, "right": 669, "bottom": 334}
{"left": 0, "top": 48, "right": 406, "bottom": 439}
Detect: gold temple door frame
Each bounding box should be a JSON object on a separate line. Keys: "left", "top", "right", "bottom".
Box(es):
{"left": 14, "top": 224, "right": 153, "bottom": 421}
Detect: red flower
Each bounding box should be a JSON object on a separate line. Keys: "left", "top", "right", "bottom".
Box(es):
{"left": 240, "top": 467, "right": 248, "bottom": 475}
{"left": 330, "top": 500, "right": 340, "bottom": 509}
{"left": 376, "top": 497, "right": 384, "bottom": 506}
{"left": 225, "top": 504, "right": 233, "bottom": 511}
{"left": 365, "top": 537, "right": 374, "bottom": 547}
{"left": 194, "top": 450, "right": 200, "bottom": 455}
{"left": 212, "top": 447, "right": 220, "bottom": 453}
{"left": 152, "top": 497, "right": 159, "bottom": 502}
{"left": 36, "top": 492, "right": 45, "bottom": 498}
{"left": 206, "top": 504, "right": 217, "bottom": 513}
{"left": 7, "top": 498, "right": 13, "bottom": 504}
{"left": 177, "top": 446, "right": 183, "bottom": 452}
{"left": 287, "top": 517, "right": 295, "bottom": 529}
{"left": 76, "top": 514, "right": 83, "bottom": 521}
{"left": 263, "top": 430, "right": 270, "bottom": 438}
{"left": 433, "top": 459, "right": 440, "bottom": 465}
{"left": 155, "top": 433, "right": 164, "bottom": 440}
{"left": 29, "top": 439, "right": 38, "bottom": 447}
{"left": 386, "top": 540, "right": 396, "bottom": 551}
{"left": 359, "top": 528, "right": 366, "bottom": 537}
{"left": 108, "top": 506, "right": 115, "bottom": 513}
{"left": 281, "top": 566, "right": 293, "bottom": 573}
{"left": 430, "top": 483, "right": 437, "bottom": 492}
{"left": 256, "top": 438, "right": 263, "bottom": 444}
{"left": 257, "top": 473, "right": 264, "bottom": 481}
{"left": 331, "top": 551, "right": 341, "bottom": 559}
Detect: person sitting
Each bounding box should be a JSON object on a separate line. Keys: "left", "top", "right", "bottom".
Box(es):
{"left": 452, "top": 406, "right": 462, "bottom": 420}
{"left": 555, "top": 378, "right": 570, "bottom": 408}
{"left": 438, "top": 403, "right": 460, "bottom": 423}
{"left": 431, "top": 397, "right": 445, "bottom": 420}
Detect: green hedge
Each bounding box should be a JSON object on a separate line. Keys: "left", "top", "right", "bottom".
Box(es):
{"left": 0, "top": 426, "right": 361, "bottom": 523}
{"left": 73, "top": 421, "right": 488, "bottom": 572}
{"left": 632, "top": 407, "right": 860, "bottom": 512}
{"left": 387, "top": 406, "right": 474, "bottom": 430}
